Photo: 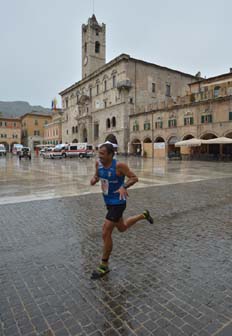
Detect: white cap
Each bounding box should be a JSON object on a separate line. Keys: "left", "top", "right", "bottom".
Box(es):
{"left": 98, "top": 141, "right": 118, "bottom": 148}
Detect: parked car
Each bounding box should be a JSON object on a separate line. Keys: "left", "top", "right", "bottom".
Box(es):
{"left": 0, "top": 144, "right": 6, "bottom": 156}
{"left": 19, "top": 147, "right": 31, "bottom": 160}
{"left": 40, "top": 147, "right": 53, "bottom": 156}
{"left": 12, "top": 144, "right": 23, "bottom": 155}
{"left": 41, "top": 147, "right": 54, "bottom": 159}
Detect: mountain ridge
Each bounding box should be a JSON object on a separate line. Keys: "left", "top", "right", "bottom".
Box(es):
{"left": 0, "top": 101, "right": 52, "bottom": 118}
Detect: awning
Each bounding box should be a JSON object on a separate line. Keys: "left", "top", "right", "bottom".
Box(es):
{"left": 201, "top": 137, "right": 232, "bottom": 144}
{"left": 175, "top": 138, "right": 202, "bottom": 147}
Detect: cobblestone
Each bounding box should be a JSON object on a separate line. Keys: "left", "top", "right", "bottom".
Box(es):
{"left": 0, "top": 177, "right": 232, "bottom": 335}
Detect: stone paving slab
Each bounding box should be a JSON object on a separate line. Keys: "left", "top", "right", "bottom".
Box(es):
{"left": 0, "top": 178, "right": 232, "bottom": 336}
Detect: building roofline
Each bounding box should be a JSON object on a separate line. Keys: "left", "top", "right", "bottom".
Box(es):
{"left": 21, "top": 112, "right": 52, "bottom": 119}
{"left": 130, "top": 95, "right": 232, "bottom": 118}
{"left": 0, "top": 116, "right": 21, "bottom": 121}
{"left": 59, "top": 54, "right": 130, "bottom": 95}
{"left": 59, "top": 53, "right": 198, "bottom": 96}
{"left": 129, "top": 57, "right": 198, "bottom": 79}
{"left": 189, "top": 71, "right": 232, "bottom": 85}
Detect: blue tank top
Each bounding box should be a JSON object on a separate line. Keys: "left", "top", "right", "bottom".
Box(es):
{"left": 98, "top": 159, "right": 126, "bottom": 205}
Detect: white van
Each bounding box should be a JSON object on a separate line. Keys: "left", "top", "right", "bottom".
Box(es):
{"left": 0, "top": 144, "right": 6, "bottom": 156}
{"left": 50, "top": 144, "right": 67, "bottom": 159}
{"left": 65, "top": 143, "right": 94, "bottom": 158}
{"left": 12, "top": 144, "right": 23, "bottom": 155}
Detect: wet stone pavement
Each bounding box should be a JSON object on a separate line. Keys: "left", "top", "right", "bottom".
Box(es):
{"left": 0, "top": 177, "right": 232, "bottom": 336}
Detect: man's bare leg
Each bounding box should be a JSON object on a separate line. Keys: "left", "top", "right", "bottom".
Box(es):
{"left": 116, "top": 214, "right": 145, "bottom": 232}
{"left": 102, "top": 219, "right": 115, "bottom": 264}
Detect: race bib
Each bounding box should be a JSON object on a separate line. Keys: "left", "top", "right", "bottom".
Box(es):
{"left": 101, "top": 178, "right": 109, "bottom": 195}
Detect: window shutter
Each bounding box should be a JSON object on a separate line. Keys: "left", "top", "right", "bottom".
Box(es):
{"left": 201, "top": 115, "right": 204, "bottom": 123}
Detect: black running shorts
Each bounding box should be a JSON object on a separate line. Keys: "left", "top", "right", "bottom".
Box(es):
{"left": 106, "top": 204, "right": 126, "bottom": 222}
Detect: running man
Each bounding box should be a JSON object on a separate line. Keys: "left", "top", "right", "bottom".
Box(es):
{"left": 90, "top": 142, "right": 153, "bottom": 279}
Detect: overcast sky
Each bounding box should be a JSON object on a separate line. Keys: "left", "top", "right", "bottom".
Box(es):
{"left": 0, "top": 0, "right": 231, "bottom": 108}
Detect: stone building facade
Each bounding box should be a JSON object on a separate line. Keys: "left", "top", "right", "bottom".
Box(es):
{"left": 44, "top": 109, "right": 62, "bottom": 145}
{"left": 0, "top": 116, "right": 21, "bottom": 151}
{"left": 59, "top": 15, "right": 198, "bottom": 153}
{"left": 21, "top": 112, "right": 52, "bottom": 149}
{"left": 130, "top": 71, "right": 232, "bottom": 157}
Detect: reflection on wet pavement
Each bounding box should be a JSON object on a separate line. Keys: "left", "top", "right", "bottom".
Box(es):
{"left": 0, "top": 155, "right": 231, "bottom": 204}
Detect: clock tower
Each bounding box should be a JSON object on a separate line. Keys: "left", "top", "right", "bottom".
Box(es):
{"left": 82, "top": 15, "right": 106, "bottom": 78}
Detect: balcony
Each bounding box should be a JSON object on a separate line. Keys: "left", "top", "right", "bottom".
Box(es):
{"left": 117, "top": 80, "right": 132, "bottom": 91}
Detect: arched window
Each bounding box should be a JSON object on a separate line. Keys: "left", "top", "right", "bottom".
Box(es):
{"left": 112, "top": 117, "right": 116, "bottom": 127}
{"left": 75, "top": 126, "right": 78, "bottom": 133}
{"left": 106, "top": 118, "right": 111, "bottom": 129}
{"left": 72, "top": 126, "right": 75, "bottom": 134}
{"left": 95, "top": 41, "right": 100, "bottom": 53}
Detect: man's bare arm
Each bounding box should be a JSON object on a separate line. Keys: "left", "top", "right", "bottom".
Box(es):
{"left": 117, "top": 162, "right": 138, "bottom": 189}
{"left": 90, "top": 161, "right": 100, "bottom": 185}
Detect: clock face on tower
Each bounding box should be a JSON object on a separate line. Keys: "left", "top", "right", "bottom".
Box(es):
{"left": 84, "top": 56, "right": 88, "bottom": 66}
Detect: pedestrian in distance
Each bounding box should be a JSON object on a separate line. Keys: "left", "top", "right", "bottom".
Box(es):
{"left": 90, "top": 142, "right": 153, "bottom": 279}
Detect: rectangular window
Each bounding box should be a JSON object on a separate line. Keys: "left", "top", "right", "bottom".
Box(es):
{"left": 133, "top": 124, "right": 139, "bottom": 131}
{"left": 35, "top": 120, "right": 38, "bottom": 126}
{"left": 96, "top": 84, "right": 99, "bottom": 95}
{"left": 0, "top": 122, "right": 2, "bottom": 126}
{"left": 229, "top": 112, "right": 232, "bottom": 120}
{"left": 104, "top": 101, "right": 107, "bottom": 108}
{"left": 144, "top": 122, "right": 151, "bottom": 130}
{"left": 152, "top": 83, "right": 156, "bottom": 93}
{"left": 155, "top": 121, "right": 163, "bottom": 129}
{"left": 184, "top": 117, "right": 194, "bottom": 125}
{"left": 166, "top": 84, "right": 171, "bottom": 97}
{"left": 65, "top": 98, "right": 69, "bottom": 108}
{"left": 70, "top": 146, "right": 77, "bottom": 150}
{"left": 104, "top": 80, "right": 107, "bottom": 92}
{"left": 168, "top": 119, "right": 177, "bottom": 128}
{"left": 89, "top": 87, "right": 92, "bottom": 98}
{"left": 94, "top": 123, "right": 99, "bottom": 140}
{"left": 201, "top": 115, "right": 212, "bottom": 123}
{"left": 113, "top": 75, "right": 116, "bottom": 88}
